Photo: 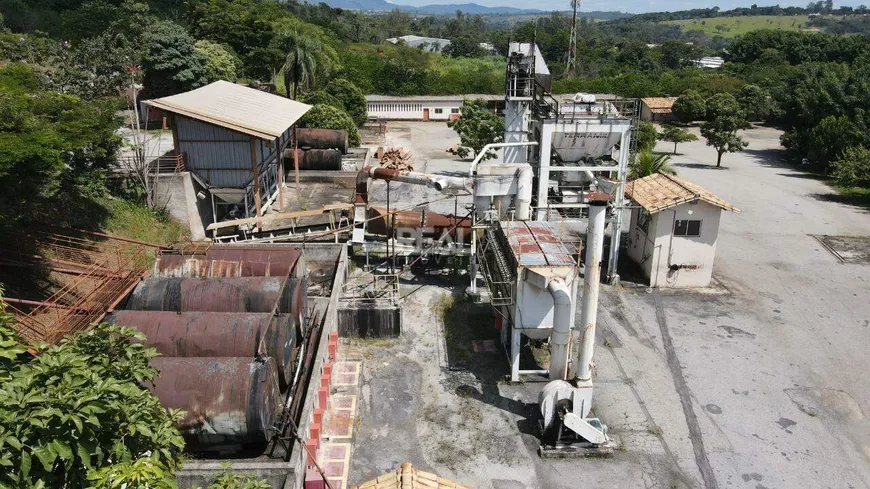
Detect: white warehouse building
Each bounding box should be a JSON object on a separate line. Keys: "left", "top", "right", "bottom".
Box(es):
{"left": 624, "top": 173, "right": 739, "bottom": 288}
{"left": 365, "top": 94, "right": 502, "bottom": 121}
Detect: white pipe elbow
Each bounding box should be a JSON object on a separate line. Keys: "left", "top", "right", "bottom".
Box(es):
{"left": 548, "top": 278, "right": 572, "bottom": 381}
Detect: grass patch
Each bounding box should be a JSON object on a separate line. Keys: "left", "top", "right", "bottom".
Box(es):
{"left": 664, "top": 15, "right": 813, "bottom": 37}
{"left": 102, "top": 198, "right": 188, "bottom": 246}
{"left": 830, "top": 186, "right": 870, "bottom": 209}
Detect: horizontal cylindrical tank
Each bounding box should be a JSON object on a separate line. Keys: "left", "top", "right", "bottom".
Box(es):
{"left": 296, "top": 128, "right": 348, "bottom": 154}
{"left": 284, "top": 148, "right": 342, "bottom": 170}
{"left": 107, "top": 311, "right": 297, "bottom": 389}
{"left": 154, "top": 247, "right": 301, "bottom": 278}
{"left": 125, "top": 277, "right": 290, "bottom": 313}
{"left": 286, "top": 276, "right": 308, "bottom": 332}
{"left": 366, "top": 207, "right": 470, "bottom": 238}
{"left": 149, "top": 357, "right": 282, "bottom": 449}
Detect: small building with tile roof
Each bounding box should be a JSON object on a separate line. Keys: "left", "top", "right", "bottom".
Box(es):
{"left": 351, "top": 462, "right": 474, "bottom": 489}
{"left": 624, "top": 173, "right": 739, "bottom": 287}
{"left": 639, "top": 97, "right": 678, "bottom": 123}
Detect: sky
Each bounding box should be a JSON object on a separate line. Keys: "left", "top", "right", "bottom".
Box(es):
{"left": 389, "top": 0, "right": 866, "bottom": 14}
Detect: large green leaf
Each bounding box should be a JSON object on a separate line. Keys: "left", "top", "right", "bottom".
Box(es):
{"left": 32, "top": 445, "right": 56, "bottom": 472}
{"left": 20, "top": 450, "right": 31, "bottom": 479}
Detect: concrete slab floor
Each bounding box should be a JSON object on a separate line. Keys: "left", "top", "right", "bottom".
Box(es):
{"left": 339, "top": 122, "right": 870, "bottom": 489}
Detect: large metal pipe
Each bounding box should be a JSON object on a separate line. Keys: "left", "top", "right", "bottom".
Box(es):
{"left": 368, "top": 167, "right": 469, "bottom": 194}
{"left": 149, "top": 357, "right": 282, "bottom": 449}
{"left": 577, "top": 200, "right": 607, "bottom": 382}
{"left": 125, "top": 277, "right": 291, "bottom": 313}
{"left": 107, "top": 311, "right": 297, "bottom": 389}
{"left": 365, "top": 207, "right": 470, "bottom": 237}
{"left": 547, "top": 278, "right": 572, "bottom": 381}
{"left": 468, "top": 141, "right": 539, "bottom": 177}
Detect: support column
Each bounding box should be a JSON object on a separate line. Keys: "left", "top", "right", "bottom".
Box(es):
{"left": 511, "top": 326, "right": 522, "bottom": 382}
{"left": 577, "top": 200, "right": 607, "bottom": 382}
{"left": 249, "top": 138, "right": 262, "bottom": 227}
{"left": 535, "top": 122, "right": 554, "bottom": 220}
{"left": 607, "top": 129, "right": 632, "bottom": 284}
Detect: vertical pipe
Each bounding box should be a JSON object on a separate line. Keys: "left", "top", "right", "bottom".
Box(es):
{"left": 577, "top": 201, "right": 607, "bottom": 382}
{"left": 547, "top": 278, "right": 572, "bottom": 381}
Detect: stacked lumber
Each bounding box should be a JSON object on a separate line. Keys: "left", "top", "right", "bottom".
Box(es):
{"left": 379, "top": 147, "right": 414, "bottom": 171}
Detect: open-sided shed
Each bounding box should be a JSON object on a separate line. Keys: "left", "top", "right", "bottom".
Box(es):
{"left": 145, "top": 81, "right": 311, "bottom": 228}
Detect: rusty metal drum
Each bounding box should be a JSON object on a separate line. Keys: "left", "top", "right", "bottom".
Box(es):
{"left": 125, "top": 277, "right": 290, "bottom": 313}
{"left": 108, "top": 311, "right": 297, "bottom": 389}
{"left": 149, "top": 357, "right": 282, "bottom": 448}
{"left": 295, "top": 128, "right": 348, "bottom": 154}
{"left": 154, "top": 247, "right": 302, "bottom": 278}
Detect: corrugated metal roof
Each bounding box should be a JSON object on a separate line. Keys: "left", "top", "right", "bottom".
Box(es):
{"left": 625, "top": 173, "right": 740, "bottom": 214}
{"left": 352, "top": 463, "right": 474, "bottom": 489}
{"left": 640, "top": 97, "right": 677, "bottom": 110}
{"left": 500, "top": 221, "right": 577, "bottom": 268}
{"left": 144, "top": 81, "right": 311, "bottom": 140}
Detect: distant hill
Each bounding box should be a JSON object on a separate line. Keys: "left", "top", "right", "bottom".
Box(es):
{"left": 304, "top": 0, "right": 543, "bottom": 14}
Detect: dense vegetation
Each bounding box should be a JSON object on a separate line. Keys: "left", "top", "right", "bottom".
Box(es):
{"left": 0, "top": 303, "right": 185, "bottom": 488}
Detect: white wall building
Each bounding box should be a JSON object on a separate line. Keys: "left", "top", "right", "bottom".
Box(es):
{"left": 385, "top": 35, "right": 451, "bottom": 53}
{"left": 624, "top": 173, "right": 739, "bottom": 287}
{"left": 365, "top": 94, "right": 502, "bottom": 121}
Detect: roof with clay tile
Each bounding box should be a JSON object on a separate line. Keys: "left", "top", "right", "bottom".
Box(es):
{"left": 351, "top": 463, "right": 474, "bottom": 489}
{"left": 625, "top": 173, "right": 740, "bottom": 214}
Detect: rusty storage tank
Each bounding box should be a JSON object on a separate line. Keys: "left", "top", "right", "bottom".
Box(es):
{"left": 154, "top": 247, "right": 301, "bottom": 278}
{"left": 108, "top": 311, "right": 297, "bottom": 389}
{"left": 149, "top": 357, "right": 282, "bottom": 448}
{"left": 125, "top": 277, "right": 290, "bottom": 313}
{"left": 296, "top": 128, "right": 348, "bottom": 154}
{"left": 284, "top": 148, "right": 342, "bottom": 170}
{"left": 285, "top": 276, "right": 308, "bottom": 331}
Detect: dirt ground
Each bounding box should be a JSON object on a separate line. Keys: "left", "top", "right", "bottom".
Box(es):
{"left": 341, "top": 122, "right": 870, "bottom": 489}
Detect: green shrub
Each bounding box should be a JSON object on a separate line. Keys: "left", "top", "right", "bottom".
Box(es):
{"left": 832, "top": 146, "right": 870, "bottom": 188}
{"left": 325, "top": 78, "right": 368, "bottom": 126}
{"left": 300, "top": 104, "right": 361, "bottom": 146}
{"left": 299, "top": 90, "right": 342, "bottom": 109}
{"left": 0, "top": 317, "right": 185, "bottom": 488}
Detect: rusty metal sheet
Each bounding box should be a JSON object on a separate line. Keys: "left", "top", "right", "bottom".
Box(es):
{"left": 108, "top": 311, "right": 297, "bottom": 389}
{"left": 125, "top": 277, "right": 291, "bottom": 313}
{"left": 149, "top": 357, "right": 282, "bottom": 448}
{"left": 154, "top": 246, "right": 301, "bottom": 278}
{"left": 499, "top": 221, "right": 576, "bottom": 268}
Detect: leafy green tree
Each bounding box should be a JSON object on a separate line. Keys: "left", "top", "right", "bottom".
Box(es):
{"left": 805, "top": 115, "right": 865, "bottom": 171}
{"left": 701, "top": 109, "right": 750, "bottom": 167}
{"left": 301, "top": 104, "right": 361, "bottom": 146}
{"left": 444, "top": 35, "right": 485, "bottom": 58}
{"left": 0, "top": 313, "right": 185, "bottom": 488}
{"left": 672, "top": 89, "right": 707, "bottom": 123}
{"left": 194, "top": 40, "right": 239, "bottom": 83}
{"left": 0, "top": 64, "right": 122, "bottom": 222}
{"left": 196, "top": 470, "right": 271, "bottom": 489}
{"left": 629, "top": 151, "right": 676, "bottom": 180}
{"left": 831, "top": 146, "right": 870, "bottom": 188}
{"left": 447, "top": 98, "right": 504, "bottom": 160}
{"left": 705, "top": 92, "right": 743, "bottom": 121}
{"left": 659, "top": 125, "right": 699, "bottom": 154}
{"left": 636, "top": 121, "right": 659, "bottom": 152}
{"left": 735, "top": 84, "right": 773, "bottom": 122}
{"left": 325, "top": 78, "right": 367, "bottom": 126}
{"left": 299, "top": 90, "right": 342, "bottom": 109}
{"left": 142, "top": 20, "right": 207, "bottom": 97}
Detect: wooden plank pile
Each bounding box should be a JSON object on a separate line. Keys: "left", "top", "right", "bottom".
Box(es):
{"left": 379, "top": 147, "right": 414, "bottom": 171}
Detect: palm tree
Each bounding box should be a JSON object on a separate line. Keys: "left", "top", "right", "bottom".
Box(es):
{"left": 629, "top": 151, "right": 676, "bottom": 180}
{"left": 276, "top": 28, "right": 339, "bottom": 99}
